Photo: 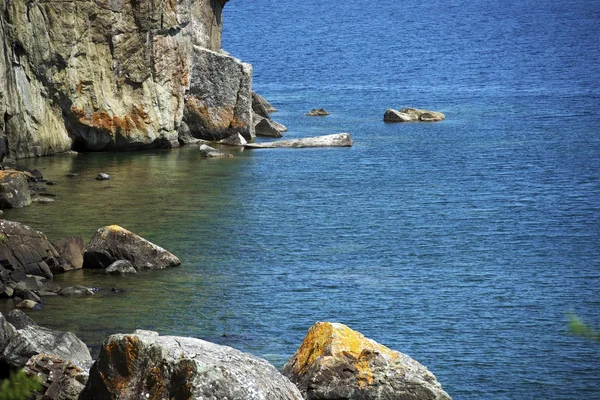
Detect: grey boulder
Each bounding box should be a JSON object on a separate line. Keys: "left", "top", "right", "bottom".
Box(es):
{"left": 245, "top": 133, "right": 353, "bottom": 149}
{"left": 255, "top": 118, "right": 283, "bottom": 138}
{"left": 52, "top": 236, "right": 85, "bottom": 272}
{"left": 0, "top": 170, "right": 31, "bottom": 208}
{"left": 105, "top": 260, "right": 137, "bottom": 275}
{"left": 81, "top": 331, "right": 303, "bottom": 400}
{"left": 199, "top": 144, "right": 234, "bottom": 158}
{"left": 384, "top": 107, "right": 445, "bottom": 122}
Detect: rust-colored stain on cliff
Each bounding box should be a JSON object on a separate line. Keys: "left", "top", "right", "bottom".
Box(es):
{"left": 71, "top": 105, "right": 151, "bottom": 134}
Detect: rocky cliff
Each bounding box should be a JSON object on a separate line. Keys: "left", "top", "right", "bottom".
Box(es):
{"left": 0, "top": 0, "right": 253, "bottom": 159}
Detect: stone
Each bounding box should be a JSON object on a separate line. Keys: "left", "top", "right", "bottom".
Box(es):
{"left": 255, "top": 119, "right": 284, "bottom": 138}
{"left": 0, "top": 170, "right": 31, "bottom": 208}
{"left": 83, "top": 225, "right": 181, "bottom": 270}
{"left": 95, "top": 173, "right": 111, "bottom": 181}
{"left": 271, "top": 120, "right": 288, "bottom": 133}
{"left": 307, "top": 108, "right": 330, "bottom": 116}
{"left": 218, "top": 133, "right": 248, "bottom": 146}
{"left": 0, "top": 0, "right": 233, "bottom": 158}
{"left": 199, "top": 144, "right": 234, "bottom": 158}
{"left": 52, "top": 236, "right": 85, "bottom": 273}
{"left": 384, "top": 108, "right": 445, "bottom": 123}
{"left": 32, "top": 196, "right": 55, "bottom": 203}
{"left": 59, "top": 285, "right": 95, "bottom": 296}
{"left": 81, "top": 331, "right": 303, "bottom": 400}
{"left": 24, "top": 354, "right": 88, "bottom": 400}
{"left": 1, "top": 318, "right": 92, "bottom": 369}
{"left": 105, "top": 260, "right": 137, "bottom": 275}
{"left": 15, "top": 299, "right": 39, "bottom": 309}
{"left": 281, "top": 322, "right": 451, "bottom": 400}
{"left": 245, "top": 133, "right": 353, "bottom": 149}
{"left": 22, "top": 289, "right": 41, "bottom": 303}
{"left": 0, "top": 220, "right": 59, "bottom": 282}
{"left": 23, "top": 275, "right": 46, "bottom": 291}
{"left": 252, "top": 92, "right": 278, "bottom": 114}
{"left": 383, "top": 108, "right": 415, "bottom": 122}
{"left": 0, "top": 312, "right": 15, "bottom": 350}
{"left": 6, "top": 309, "right": 37, "bottom": 330}
{"left": 184, "top": 48, "right": 254, "bottom": 141}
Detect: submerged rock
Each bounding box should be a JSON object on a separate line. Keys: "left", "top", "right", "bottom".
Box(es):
{"left": 199, "top": 144, "right": 234, "bottom": 158}
{"left": 83, "top": 225, "right": 181, "bottom": 270}
{"left": 81, "top": 331, "right": 303, "bottom": 400}
{"left": 282, "top": 322, "right": 451, "bottom": 400}
{"left": 0, "top": 170, "right": 31, "bottom": 208}
{"left": 245, "top": 133, "right": 353, "bottom": 149}
{"left": 306, "top": 108, "right": 330, "bottom": 116}
{"left": 384, "top": 107, "right": 445, "bottom": 122}
{"left": 59, "top": 285, "right": 95, "bottom": 296}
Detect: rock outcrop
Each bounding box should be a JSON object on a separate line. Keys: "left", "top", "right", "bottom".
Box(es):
{"left": 384, "top": 108, "right": 445, "bottom": 122}
{"left": 81, "top": 330, "right": 304, "bottom": 400}
{"left": 24, "top": 353, "right": 88, "bottom": 400}
{"left": 51, "top": 236, "right": 85, "bottom": 273}
{"left": 282, "top": 322, "right": 451, "bottom": 400}
{"left": 0, "top": 0, "right": 252, "bottom": 159}
{"left": 83, "top": 225, "right": 181, "bottom": 270}
{"left": 245, "top": 133, "right": 353, "bottom": 149}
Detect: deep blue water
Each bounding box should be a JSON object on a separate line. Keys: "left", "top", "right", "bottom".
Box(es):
{"left": 2, "top": 0, "right": 599, "bottom": 398}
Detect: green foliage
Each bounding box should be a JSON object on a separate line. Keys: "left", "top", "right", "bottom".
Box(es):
{"left": 568, "top": 313, "right": 600, "bottom": 343}
{"left": 0, "top": 370, "right": 42, "bottom": 400}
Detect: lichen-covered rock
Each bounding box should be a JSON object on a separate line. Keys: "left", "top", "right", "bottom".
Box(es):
{"left": 81, "top": 331, "right": 304, "bottom": 400}
{"left": 52, "top": 236, "right": 85, "bottom": 272}
{"left": 0, "top": 170, "right": 31, "bottom": 208}
{"left": 184, "top": 48, "right": 254, "bottom": 141}
{"left": 0, "top": 0, "right": 251, "bottom": 158}
{"left": 0, "top": 219, "right": 58, "bottom": 281}
{"left": 384, "top": 108, "right": 445, "bottom": 123}
{"left": 24, "top": 353, "right": 88, "bottom": 400}
{"left": 281, "top": 322, "right": 451, "bottom": 400}
{"left": 0, "top": 316, "right": 92, "bottom": 369}
{"left": 83, "top": 225, "right": 181, "bottom": 270}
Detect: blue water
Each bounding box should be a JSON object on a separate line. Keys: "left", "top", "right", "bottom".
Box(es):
{"left": 2, "top": 0, "right": 599, "bottom": 398}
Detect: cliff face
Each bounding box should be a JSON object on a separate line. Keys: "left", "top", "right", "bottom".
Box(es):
{"left": 0, "top": 0, "right": 253, "bottom": 159}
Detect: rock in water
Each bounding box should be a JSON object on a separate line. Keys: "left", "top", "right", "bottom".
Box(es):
{"left": 95, "top": 173, "right": 111, "bottom": 181}
{"left": 245, "top": 133, "right": 353, "bottom": 149}
{"left": 52, "top": 236, "right": 85, "bottom": 273}
{"left": 184, "top": 48, "right": 254, "bottom": 141}
{"left": 255, "top": 118, "right": 284, "bottom": 138}
{"left": 59, "top": 285, "right": 95, "bottom": 296}
{"left": 199, "top": 144, "right": 234, "bottom": 158}
{"left": 306, "top": 108, "right": 330, "bottom": 116}
{"left": 218, "top": 133, "right": 248, "bottom": 146}
{"left": 384, "top": 107, "right": 445, "bottom": 122}
{"left": 105, "top": 260, "right": 137, "bottom": 275}
{"left": 83, "top": 225, "right": 181, "bottom": 270}
{"left": 252, "top": 92, "right": 278, "bottom": 115}
{"left": 281, "top": 322, "right": 451, "bottom": 400}
{"left": 81, "top": 331, "right": 304, "bottom": 400}
{"left": 0, "top": 170, "right": 31, "bottom": 208}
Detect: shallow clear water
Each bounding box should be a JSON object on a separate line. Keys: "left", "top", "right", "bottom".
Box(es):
{"left": 2, "top": 0, "right": 600, "bottom": 398}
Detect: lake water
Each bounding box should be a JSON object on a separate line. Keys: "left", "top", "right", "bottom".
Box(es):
{"left": 2, "top": 0, "right": 600, "bottom": 398}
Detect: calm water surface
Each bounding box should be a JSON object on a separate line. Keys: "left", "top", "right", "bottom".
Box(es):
{"left": 2, "top": 0, "right": 600, "bottom": 398}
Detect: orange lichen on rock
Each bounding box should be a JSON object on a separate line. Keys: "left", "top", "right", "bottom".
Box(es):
{"left": 101, "top": 336, "right": 142, "bottom": 392}
{"left": 70, "top": 105, "right": 151, "bottom": 135}
{"left": 184, "top": 95, "right": 235, "bottom": 130}
{"left": 287, "top": 322, "right": 399, "bottom": 389}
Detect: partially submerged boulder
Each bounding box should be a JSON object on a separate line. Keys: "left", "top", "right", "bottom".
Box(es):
{"left": 245, "top": 133, "right": 353, "bottom": 149}
{"left": 0, "top": 170, "right": 31, "bottom": 208}
{"left": 81, "top": 331, "right": 303, "bottom": 400}
{"left": 105, "top": 260, "right": 137, "bottom": 275}
{"left": 255, "top": 118, "right": 283, "bottom": 138}
{"left": 282, "top": 322, "right": 451, "bottom": 400}
{"left": 253, "top": 92, "right": 277, "bottom": 115}
{"left": 218, "top": 133, "right": 248, "bottom": 146}
{"left": 384, "top": 108, "right": 445, "bottom": 122}
{"left": 307, "top": 108, "right": 330, "bottom": 116}
{"left": 59, "top": 285, "right": 95, "bottom": 296}
{"left": 199, "top": 144, "right": 234, "bottom": 158}
{"left": 52, "top": 236, "right": 85, "bottom": 273}
{"left": 83, "top": 225, "right": 181, "bottom": 270}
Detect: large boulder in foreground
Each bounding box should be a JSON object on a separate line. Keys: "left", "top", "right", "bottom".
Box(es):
{"left": 24, "top": 353, "right": 88, "bottom": 400}
{"left": 281, "top": 322, "right": 451, "bottom": 400}
{"left": 81, "top": 330, "right": 303, "bottom": 400}
{"left": 245, "top": 133, "right": 353, "bottom": 149}
{"left": 0, "top": 311, "right": 92, "bottom": 370}
{"left": 384, "top": 108, "right": 445, "bottom": 123}
{"left": 0, "top": 220, "right": 58, "bottom": 283}
{"left": 0, "top": 170, "right": 31, "bottom": 208}
{"left": 83, "top": 225, "right": 180, "bottom": 270}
